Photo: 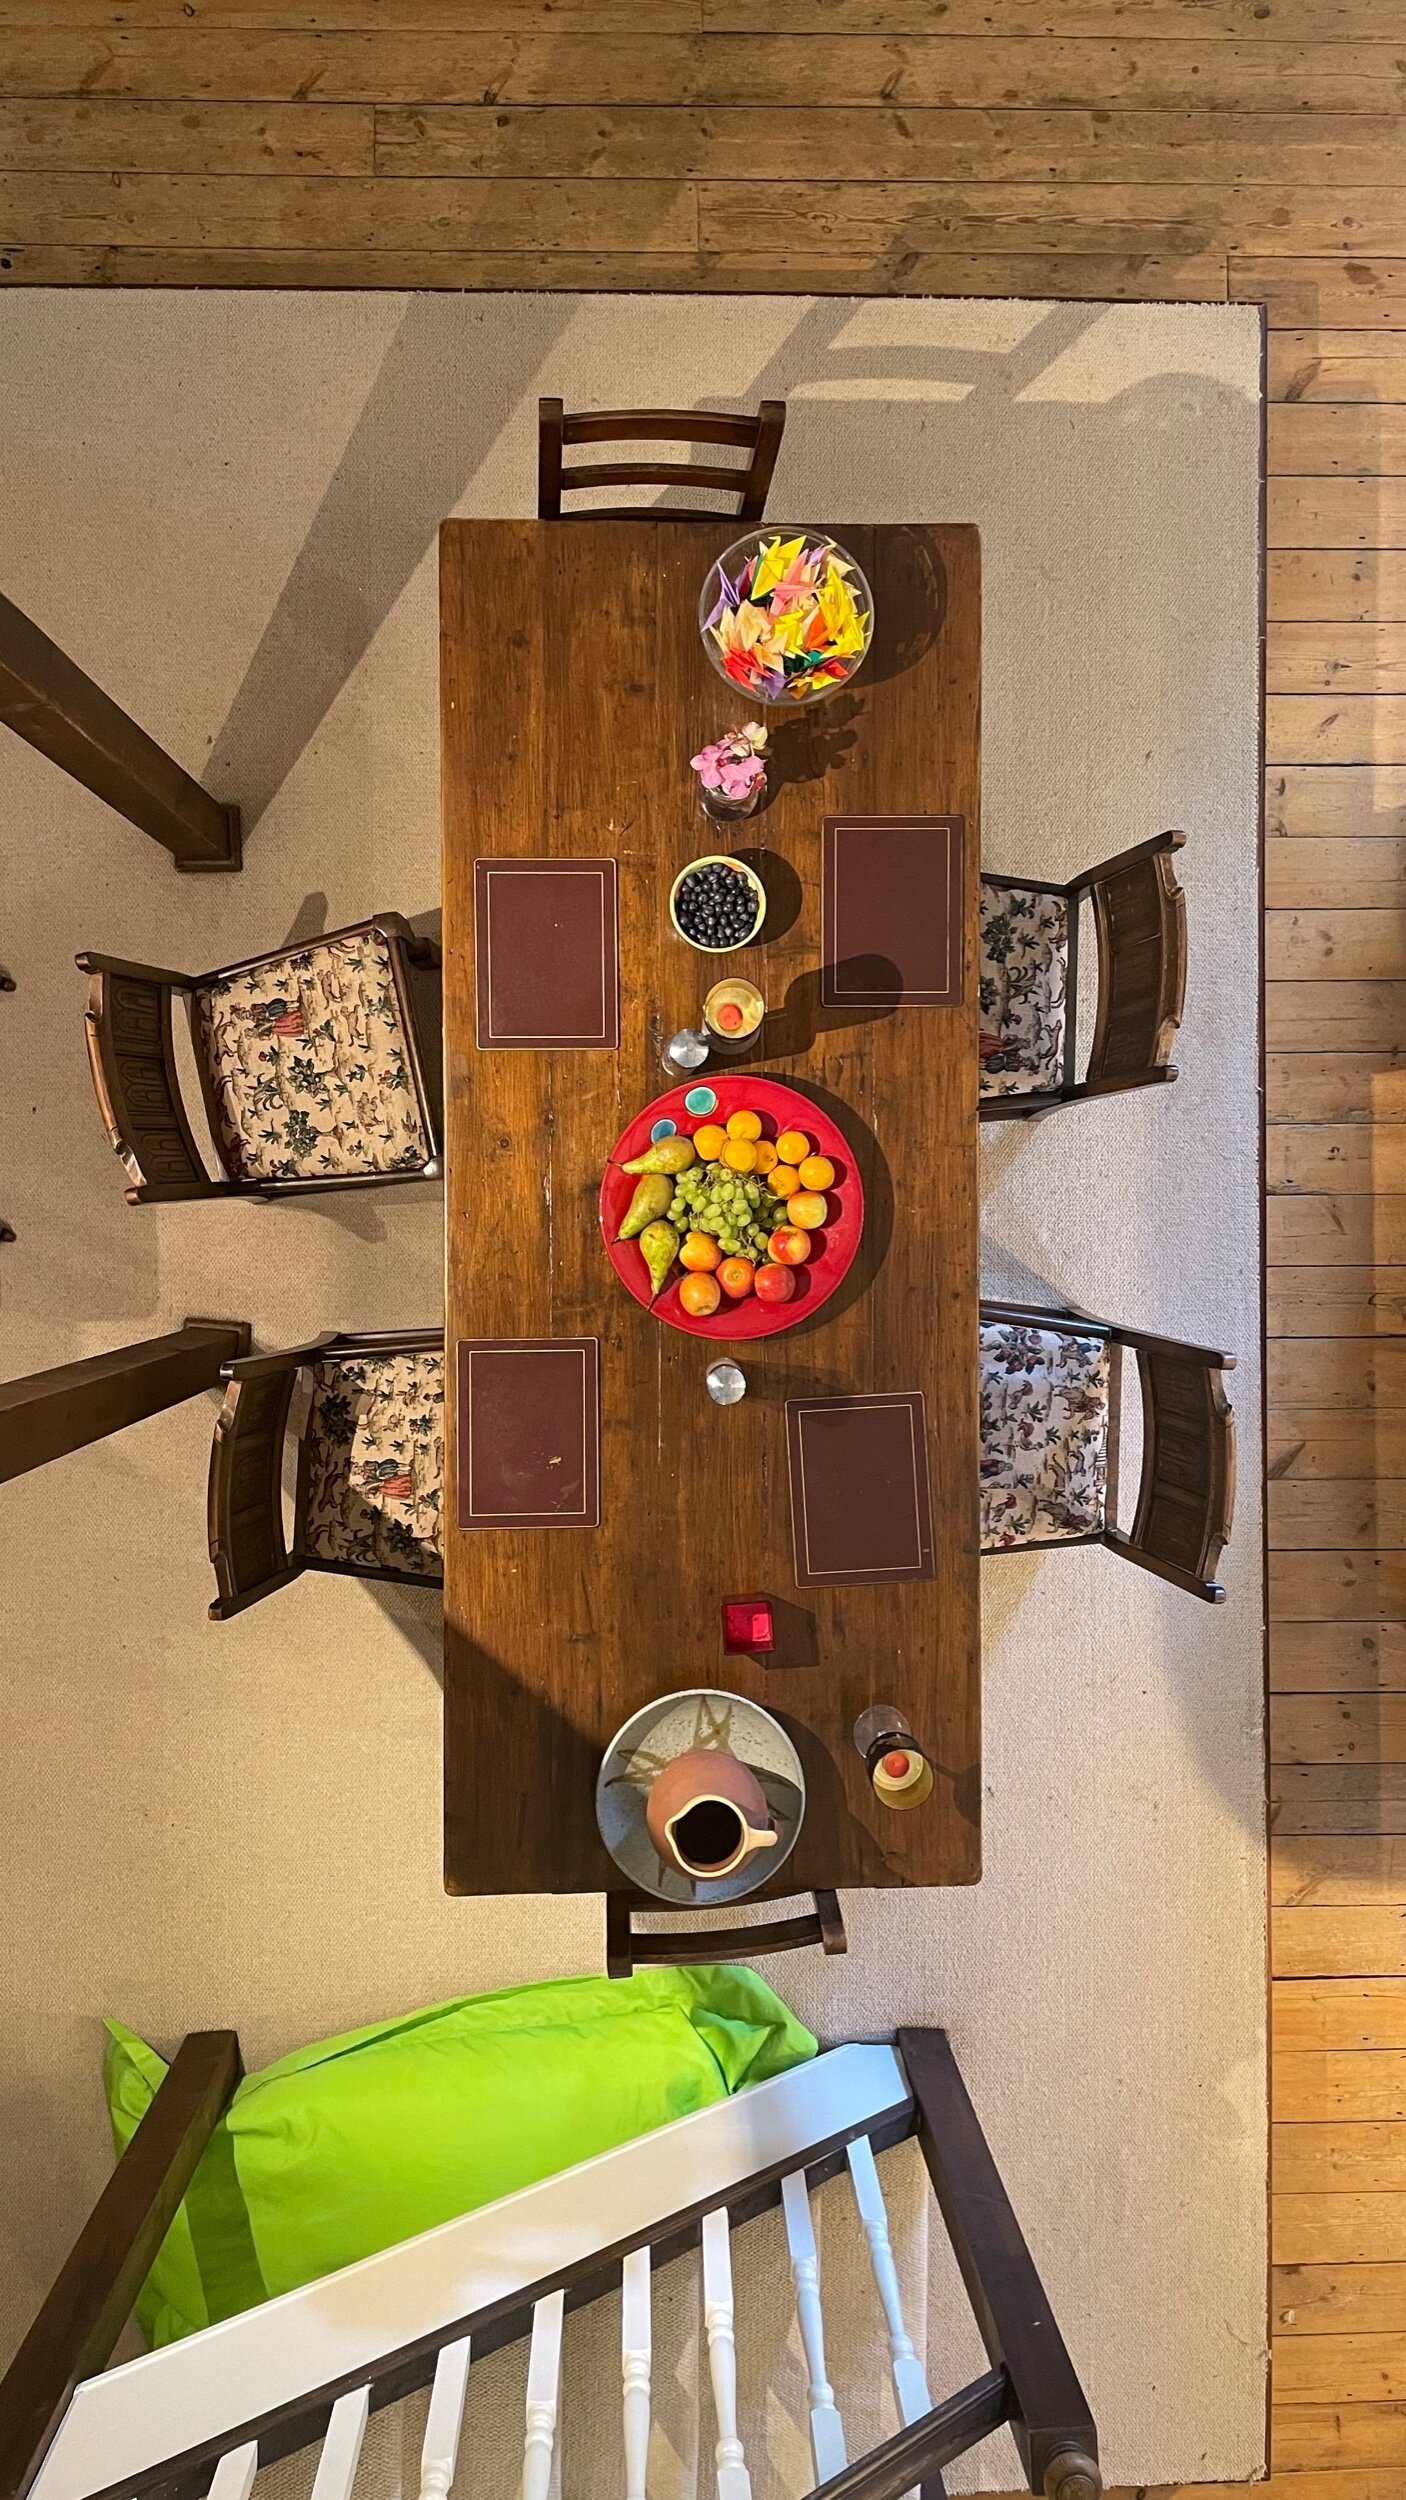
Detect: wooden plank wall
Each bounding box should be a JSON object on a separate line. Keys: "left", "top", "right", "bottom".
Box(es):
{"left": 1, "top": 3, "right": 1404, "bottom": 2492}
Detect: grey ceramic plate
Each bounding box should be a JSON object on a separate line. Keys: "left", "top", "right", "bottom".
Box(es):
{"left": 596, "top": 1688, "right": 806, "bottom": 1906}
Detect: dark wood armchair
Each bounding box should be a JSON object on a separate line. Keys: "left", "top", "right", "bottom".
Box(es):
{"left": 208, "top": 1329, "right": 444, "bottom": 1619}
{"left": 78, "top": 915, "right": 442, "bottom": 1204}
{"left": 979, "top": 1297, "right": 1235, "bottom": 1602}
{"left": 538, "top": 397, "right": 786, "bottom": 521}
{"left": 979, "top": 831, "right": 1187, "bottom": 1121}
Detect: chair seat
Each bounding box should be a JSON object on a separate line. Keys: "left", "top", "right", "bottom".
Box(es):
{"left": 303, "top": 1351, "right": 445, "bottom": 1577}
{"left": 979, "top": 1321, "right": 1111, "bottom": 1550}
{"left": 195, "top": 930, "right": 430, "bottom": 1184}
{"left": 978, "top": 882, "right": 1069, "bottom": 1097}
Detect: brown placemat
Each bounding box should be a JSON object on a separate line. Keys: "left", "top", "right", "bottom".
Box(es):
{"left": 456, "top": 1338, "right": 601, "bottom": 1529}
{"left": 474, "top": 857, "right": 619, "bottom": 1048}
{"left": 820, "top": 815, "right": 965, "bottom": 1007}
{"left": 785, "top": 1391, "right": 935, "bottom": 1586}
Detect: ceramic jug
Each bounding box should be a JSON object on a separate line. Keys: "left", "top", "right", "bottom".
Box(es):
{"left": 646, "top": 1747, "right": 778, "bottom": 1880}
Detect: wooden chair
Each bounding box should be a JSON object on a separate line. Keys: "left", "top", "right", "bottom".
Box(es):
{"left": 606, "top": 1887, "right": 846, "bottom": 1977}
{"left": 537, "top": 397, "right": 786, "bottom": 521}
{"left": 207, "top": 1329, "right": 444, "bottom": 1619}
{"left": 979, "top": 1297, "right": 1235, "bottom": 1602}
{"left": 78, "top": 915, "right": 442, "bottom": 1204}
{"left": 979, "top": 831, "right": 1186, "bottom": 1120}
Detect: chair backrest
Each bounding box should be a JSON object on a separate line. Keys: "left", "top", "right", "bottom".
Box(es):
{"left": 606, "top": 1886, "right": 847, "bottom": 1975}
{"left": 1077, "top": 831, "right": 1187, "bottom": 1094}
{"left": 208, "top": 1331, "right": 446, "bottom": 1619}
{"left": 1107, "top": 1323, "right": 1237, "bottom": 1604}
{"left": 206, "top": 1356, "right": 305, "bottom": 1620}
{"left": 538, "top": 398, "right": 786, "bottom": 521}
{"left": 77, "top": 954, "right": 216, "bottom": 1202}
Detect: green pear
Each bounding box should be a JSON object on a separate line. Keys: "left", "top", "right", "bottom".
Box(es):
{"left": 621, "top": 1135, "right": 696, "bottom": 1176}
{"left": 617, "top": 1173, "right": 674, "bottom": 1241}
{"left": 638, "top": 1220, "right": 681, "bottom": 1302}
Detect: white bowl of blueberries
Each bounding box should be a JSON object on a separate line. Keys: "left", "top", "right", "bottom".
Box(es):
{"left": 668, "top": 854, "right": 767, "bottom": 954}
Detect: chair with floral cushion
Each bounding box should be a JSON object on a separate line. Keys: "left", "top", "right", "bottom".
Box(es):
{"left": 77, "top": 916, "right": 441, "bottom": 1204}
{"left": 979, "top": 1296, "right": 1236, "bottom": 1602}
{"left": 979, "top": 832, "right": 1186, "bottom": 1121}
{"left": 207, "top": 1330, "right": 444, "bottom": 1618}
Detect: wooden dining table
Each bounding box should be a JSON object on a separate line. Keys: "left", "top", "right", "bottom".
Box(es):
{"left": 439, "top": 517, "right": 982, "bottom": 1909}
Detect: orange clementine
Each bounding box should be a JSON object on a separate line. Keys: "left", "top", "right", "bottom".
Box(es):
{"left": 679, "top": 1230, "right": 722, "bottom": 1272}
{"left": 718, "top": 1256, "right": 755, "bottom": 1299}
{"left": 770, "top": 1162, "right": 801, "bottom": 1198}
{"left": 722, "top": 1138, "right": 757, "bottom": 1173}
{"left": 753, "top": 1139, "right": 779, "bottom": 1173}
{"left": 788, "top": 1192, "right": 828, "bottom": 1231}
{"left": 775, "top": 1129, "right": 810, "bottom": 1166}
{"left": 798, "top": 1154, "right": 835, "bottom": 1191}
{"left": 726, "top": 1108, "right": 763, "bottom": 1141}
{"left": 679, "top": 1271, "right": 721, "bottom": 1316}
{"left": 693, "top": 1123, "right": 727, "bottom": 1161}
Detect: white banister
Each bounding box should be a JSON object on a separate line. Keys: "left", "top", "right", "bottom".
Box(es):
{"left": 621, "top": 2247, "right": 651, "bottom": 2500}
{"left": 846, "top": 2135, "right": 932, "bottom": 2425}
{"left": 420, "top": 2335, "right": 472, "bottom": 2500}
{"left": 206, "top": 2448, "right": 258, "bottom": 2500}
{"left": 309, "top": 2387, "right": 369, "bottom": 2500}
{"left": 781, "top": 2168, "right": 847, "bottom": 2485}
{"left": 701, "top": 2207, "right": 751, "bottom": 2500}
{"left": 33, "top": 2045, "right": 910, "bottom": 2500}
{"left": 522, "top": 2289, "right": 564, "bottom": 2500}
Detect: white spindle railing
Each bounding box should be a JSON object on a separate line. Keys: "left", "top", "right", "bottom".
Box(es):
{"left": 420, "top": 2336, "right": 472, "bottom": 2500}
{"left": 205, "top": 2448, "right": 258, "bottom": 2500}
{"left": 621, "top": 2247, "right": 652, "bottom": 2500}
{"left": 308, "top": 2388, "right": 369, "bottom": 2500}
{"left": 846, "top": 2135, "right": 933, "bottom": 2425}
{"left": 701, "top": 2207, "right": 752, "bottom": 2500}
{"left": 781, "top": 2169, "right": 847, "bottom": 2485}
{"left": 522, "top": 2290, "right": 565, "bottom": 2500}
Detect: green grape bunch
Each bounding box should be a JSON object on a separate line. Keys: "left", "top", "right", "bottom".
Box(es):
{"left": 667, "top": 1162, "right": 784, "bottom": 1263}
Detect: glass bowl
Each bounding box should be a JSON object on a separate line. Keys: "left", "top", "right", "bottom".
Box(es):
{"left": 699, "top": 528, "right": 874, "bottom": 707}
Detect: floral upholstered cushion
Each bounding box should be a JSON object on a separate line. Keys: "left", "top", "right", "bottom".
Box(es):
{"left": 303, "top": 1351, "right": 444, "bottom": 1578}
{"left": 978, "top": 882, "right": 1069, "bottom": 1097}
{"left": 195, "top": 930, "right": 430, "bottom": 1184}
{"left": 979, "top": 1321, "right": 1111, "bottom": 1550}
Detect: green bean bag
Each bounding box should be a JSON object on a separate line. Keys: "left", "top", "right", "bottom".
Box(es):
{"left": 104, "top": 1965, "right": 816, "bottom": 2347}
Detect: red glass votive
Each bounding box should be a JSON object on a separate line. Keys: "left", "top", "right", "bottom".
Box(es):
{"left": 722, "top": 1597, "right": 775, "bottom": 1656}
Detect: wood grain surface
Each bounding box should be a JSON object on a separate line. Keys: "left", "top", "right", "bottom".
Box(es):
{"left": 439, "top": 518, "right": 980, "bottom": 1898}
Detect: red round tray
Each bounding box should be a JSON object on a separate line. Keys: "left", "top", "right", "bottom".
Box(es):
{"left": 600, "top": 1073, "right": 864, "bottom": 1340}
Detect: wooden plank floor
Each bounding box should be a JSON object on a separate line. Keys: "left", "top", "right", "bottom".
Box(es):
{"left": 1, "top": 4, "right": 1402, "bottom": 2490}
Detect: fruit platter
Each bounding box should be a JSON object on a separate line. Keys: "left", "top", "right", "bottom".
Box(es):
{"left": 599, "top": 1074, "right": 864, "bottom": 1341}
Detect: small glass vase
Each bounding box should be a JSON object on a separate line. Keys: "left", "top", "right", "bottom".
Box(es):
{"left": 699, "top": 774, "right": 764, "bottom": 824}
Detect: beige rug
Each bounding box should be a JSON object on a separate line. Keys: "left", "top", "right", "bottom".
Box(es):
{"left": 0, "top": 292, "right": 1264, "bottom": 2492}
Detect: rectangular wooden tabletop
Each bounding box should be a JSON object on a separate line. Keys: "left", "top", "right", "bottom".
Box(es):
{"left": 440, "top": 519, "right": 981, "bottom": 1899}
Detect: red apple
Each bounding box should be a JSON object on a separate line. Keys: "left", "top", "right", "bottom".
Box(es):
{"left": 753, "top": 1262, "right": 796, "bottom": 1306}
{"left": 767, "top": 1225, "right": 811, "bottom": 1266}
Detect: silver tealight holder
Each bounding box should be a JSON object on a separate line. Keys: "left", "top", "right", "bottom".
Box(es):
{"left": 663, "top": 1027, "right": 710, "bottom": 1076}
{"left": 705, "top": 1361, "right": 747, "bottom": 1407}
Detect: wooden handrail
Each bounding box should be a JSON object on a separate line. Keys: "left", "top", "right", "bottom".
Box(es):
{"left": 0, "top": 1320, "right": 250, "bottom": 1485}
{"left": 0, "top": 593, "right": 240, "bottom": 873}
{"left": 899, "top": 2028, "right": 1100, "bottom": 2495}
{"left": 0, "top": 2030, "right": 242, "bottom": 2500}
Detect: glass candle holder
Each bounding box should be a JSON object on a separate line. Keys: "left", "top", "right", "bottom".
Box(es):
{"left": 853, "top": 1707, "right": 935, "bottom": 1811}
